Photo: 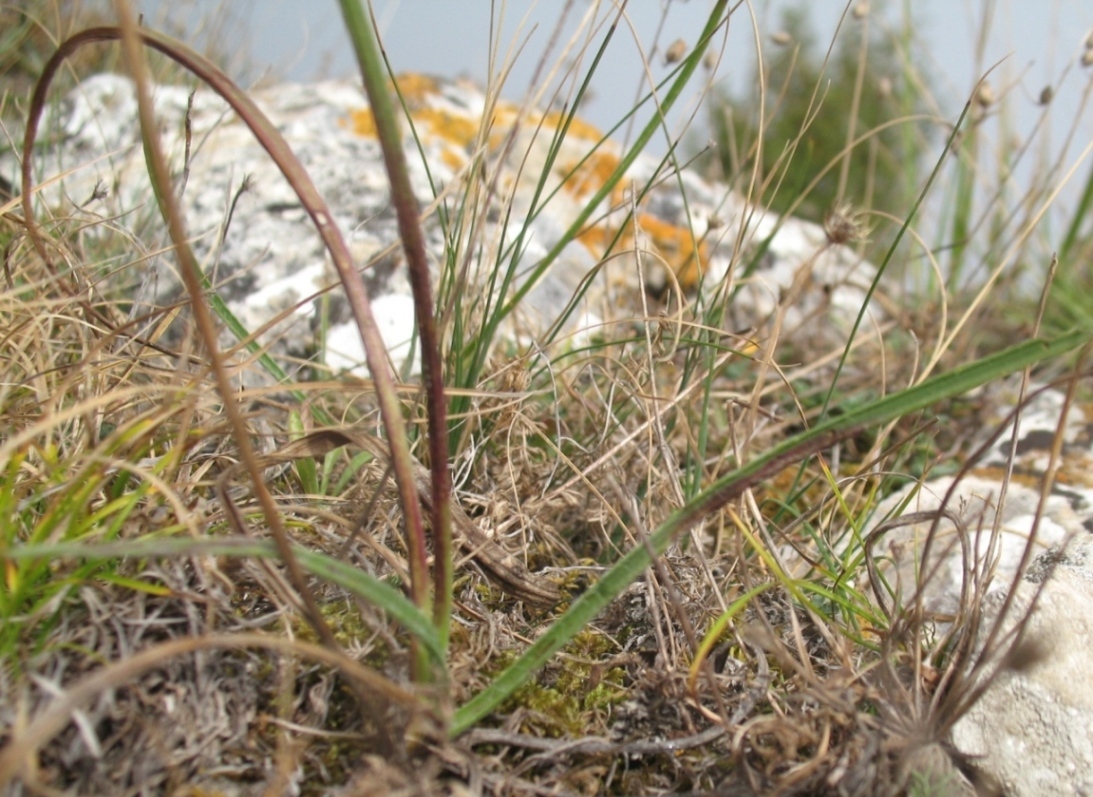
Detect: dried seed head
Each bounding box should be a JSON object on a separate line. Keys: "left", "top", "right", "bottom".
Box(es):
{"left": 1039, "top": 86, "right": 1054, "bottom": 105}
{"left": 664, "top": 39, "right": 688, "bottom": 65}
{"left": 824, "top": 203, "right": 870, "bottom": 246}
{"left": 771, "top": 30, "right": 792, "bottom": 46}
{"left": 975, "top": 82, "right": 995, "bottom": 108}
{"left": 853, "top": 2, "right": 870, "bottom": 20}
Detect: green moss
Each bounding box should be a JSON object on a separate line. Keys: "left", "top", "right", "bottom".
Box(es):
{"left": 500, "top": 629, "right": 627, "bottom": 737}
{"left": 318, "top": 597, "right": 370, "bottom": 647}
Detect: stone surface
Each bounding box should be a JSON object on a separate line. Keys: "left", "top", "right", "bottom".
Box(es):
{"left": 950, "top": 534, "right": 1093, "bottom": 796}
{"left": 863, "top": 380, "right": 1093, "bottom": 620}
{"left": 8, "top": 72, "right": 880, "bottom": 377}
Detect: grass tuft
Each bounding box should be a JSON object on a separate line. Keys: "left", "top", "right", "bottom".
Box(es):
{"left": 2, "top": 1, "right": 1093, "bottom": 794}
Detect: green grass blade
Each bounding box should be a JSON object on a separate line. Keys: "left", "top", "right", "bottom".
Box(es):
{"left": 1059, "top": 161, "right": 1093, "bottom": 265}
{"left": 495, "top": 1, "right": 730, "bottom": 323}
{"left": 4, "top": 537, "right": 445, "bottom": 667}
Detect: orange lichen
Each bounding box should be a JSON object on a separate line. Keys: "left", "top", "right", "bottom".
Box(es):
{"left": 440, "top": 148, "right": 468, "bottom": 171}
{"left": 392, "top": 73, "right": 440, "bottom": 106}
{"left": 541, "top": 110, "right": 603, "bottom": 142}
{"left": 635, "top": 212, "right": 708, "bottom": 289}
{"left": 341, "top": 73, "right": 443, "bottom": 138}
{"left": 344, "top": 108, "right": 377, "bottom": 137}
{"left": 576, "top": 223, "right": 622, "bottom": 260}
{"left": 343, "top": 105, "right": 478, "bottom": 168}
{"left": 558, "top": 151, "right": 621, "bottom": 200}
{"left": 576, "top": 212, "right": 707, "bottom": 291}
{"left": 412, "top": 107, "right": 479, "bottom": 149}
{"left": 339, "top": 73, "right": 711, "bottom": 290}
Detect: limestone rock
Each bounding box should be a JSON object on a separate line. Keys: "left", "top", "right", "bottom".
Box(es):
{"left": 9, "top": 72, "right": 880, "bottom": 376}
{"left": 862, "top": 381, "right": 1093, "bottom": 620}
{"left": 950, "top": 533, "right": 1093, "bottom": 796}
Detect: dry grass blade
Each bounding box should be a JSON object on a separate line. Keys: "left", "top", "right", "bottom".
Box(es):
{"left": 238, "top": 428, "right": 560, "bottom": 607}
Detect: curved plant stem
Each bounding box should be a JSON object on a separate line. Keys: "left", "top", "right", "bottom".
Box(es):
{"left": 20, "top": 21, "right": 436, "bottom": 676}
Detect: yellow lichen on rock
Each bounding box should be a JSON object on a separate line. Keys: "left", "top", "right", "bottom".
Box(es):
{"left": 576, "top": 211, "right": 708, "bottom": 291}
{"left": 390, "top": 72, "right": 440, "bottom": 105}
{"left": 339, "top": 72, "right": 711, "bottom": 291}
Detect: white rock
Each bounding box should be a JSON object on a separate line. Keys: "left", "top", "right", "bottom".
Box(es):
{"left": 950, "top": 533, "right": 1093, "bottom": 796}
{"left": 8, "top": 73, "right": 881, "bottom": 378}
{"left": 863, "top": 381, "right": 1093, "bottom": 620}
{"left": 324, "top": 293, "right": 418, "bottom": 376}
{"left": 855, "top": 380, "right": 1093, "bottom": 794}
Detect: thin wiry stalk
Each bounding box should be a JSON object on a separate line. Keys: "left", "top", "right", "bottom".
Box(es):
{"left": 110, "top": 0, "right": 342, "bottom": 657}
{"left": 338, "top": 0, "right": 453, "bottom": 661}
{"left": 498, "top": 0, "right": 732, "bottom": 320}
{"left": 447, "top": 8, "right": 623, "bottom": 439}
{"left": 819, "top": 82, "right": 979, "bottom": 420}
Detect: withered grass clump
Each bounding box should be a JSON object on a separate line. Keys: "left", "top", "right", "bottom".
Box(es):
{"left": 3, "top": 1, "right": 1093, "bottom": 796}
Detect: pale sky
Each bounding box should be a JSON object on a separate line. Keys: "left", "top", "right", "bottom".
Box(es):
{"left": 138, "top": 1, "right": 1092, "bottom": 128}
